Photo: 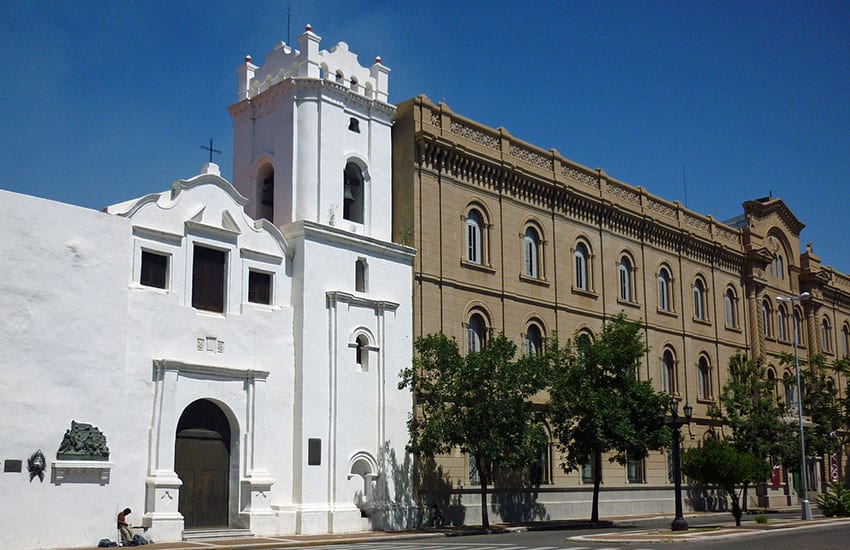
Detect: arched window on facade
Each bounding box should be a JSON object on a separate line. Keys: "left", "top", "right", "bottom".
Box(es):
{"left": 658, "top": 266, "right": 672, "bottom": 312}
{"left": 771, "top": 254, "right": 785, "bottom": 279}
{"left": 777, "top": 305, "right": 788, "bottom": 341}
{"left": 767, "top": 368, "right": 778, "bottom": 402}
{"left": 619, "top": 255, "right": 634, "bottom": 302}
{"left": 822, "top": 317, "right": 832, "bottom": 352}
{"left": 792, "top": 308, "right": 805, "bottom": 346}
{"left": 465, "top": 209, "right": 485, "bottom": 265}
{"left": 843, "top": 324, "right": 850, "bottom": 357}
{"left": 725, "top": 287, "right": 738, "bottom": 328}
{"left": 784, "top": 372, "right": 796, "bottom": 410}
{"left": 355, "top": 334, "right": 370, "bottom": 372}
{"left": 697, "top": 355, "right": 711, "bottom": 399}
{"left": 574, "top": 241, "right": 590, "bottom": 291}
{"left": 576, "top": 329, "right": 594, "bottom": 361}
{"left": 467, "top": 312, "right": 487, "bottom": 354}
{"left": 662, "top": 349, "right": 676, "bottom": 394}
{"left": 762, "top": 300, "right": 773, "bottom": 338}
{"left": 693, "top": 278, "right": 707, "bottom": 321}
{"left": 525, "top": 322, "right": 543, "bottom": 357}
{"left": 257, "top": 164, "right": 274, "bottom": 222}
{"left": 523, "top": 226, "right": 541, "bottom": 279}
{"left": 343, "top": 161, "right": 365, "bottom": 223}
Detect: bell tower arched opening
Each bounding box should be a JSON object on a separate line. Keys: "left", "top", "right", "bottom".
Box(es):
{"left": 256, "top": 164, "right": 275, "bottom": 222}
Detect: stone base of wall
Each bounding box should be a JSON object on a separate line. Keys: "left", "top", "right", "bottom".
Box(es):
{"left": 418, "top": 486, "right": 690, "bottom": 526}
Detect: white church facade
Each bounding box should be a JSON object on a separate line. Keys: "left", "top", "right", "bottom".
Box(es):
{"left": 0, "top": 27, "right": 414, "bottom": 549}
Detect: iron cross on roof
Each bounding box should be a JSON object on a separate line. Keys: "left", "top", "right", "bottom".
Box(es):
{"left": 201, "top": 138, "right": 222, "bottom": 163}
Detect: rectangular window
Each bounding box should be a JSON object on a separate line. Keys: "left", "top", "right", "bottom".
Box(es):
{"left": 667, "top": 449, "right": 674, "bottom": 483}
{"left": 140, "top": 250, "right": 168, "bottom": 289}
{"left": 581, "top": 458, "right": 595, "bottom": 484}
{"left": 529, "top": 443, "right": 550, "bottom": 485}
{"left": 248, "top": 270, "right": 272, "bottom": 305}
{"left": 469, "top": 455, "right": 480, "bottom": 486}
{"left": 192, "top": 245, "right": 226, "bottom": 313}
{"left": 627, "top": 459, "right": 645, "bottom": 483}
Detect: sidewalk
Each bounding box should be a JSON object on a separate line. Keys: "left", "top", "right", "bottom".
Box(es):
{"left": 56, "top": 512, "right": 850, "bottom": 550}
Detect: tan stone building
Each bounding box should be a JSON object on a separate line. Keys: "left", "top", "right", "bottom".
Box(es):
{"left": 392, "top": 95, "right": 850, "bottom": 522}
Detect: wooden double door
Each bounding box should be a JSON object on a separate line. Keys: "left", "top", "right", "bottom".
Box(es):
{"left": 175, "top": 399, "right": 231, "bottom": 528}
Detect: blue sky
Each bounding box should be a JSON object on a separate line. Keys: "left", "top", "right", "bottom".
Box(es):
{"left": 1, "top": 1, "right": 848, "bottom": 273}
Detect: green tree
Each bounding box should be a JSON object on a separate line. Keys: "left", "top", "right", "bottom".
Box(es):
{"left": 720, "top": 354, "right": 793, "bottom": 461}
{"left": 780, "top": 354, "right": 850, "bottom": 476}
{"left": 682, "top": 439, "right": 771, "bottom": 526}
{"left": 398, "top": 332, "right": 548, "bottom": 530}
{"left": 718, "top": 353, "right": 796, "bottom": 509}
{"left": 547, "top": 314, "right": 671, "bottom": 523}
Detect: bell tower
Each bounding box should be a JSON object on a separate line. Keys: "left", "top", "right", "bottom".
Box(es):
{"left": 229, "top": 25, "right": 394, "bottom": 240}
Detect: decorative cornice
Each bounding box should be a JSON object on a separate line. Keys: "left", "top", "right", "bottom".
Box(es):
{"left": 153, "top": 359, "right": 270, "bottom": 380}
{"left": 326, "top": 291, "right": 400, "bottom": 312}
{"left": 283, "top": 219, "right": 415, "bottom": 263}
{"left": 132, "top": 225, "right": 183, "bottom": 245}
{"left": 229, "top": 78, "right": 395, "bottom": 121}
{"left": 413, "top": 133, "right": 747, "bottom": 270}
{"left": 184, "top": 219, "right": 240, "bottom": 242}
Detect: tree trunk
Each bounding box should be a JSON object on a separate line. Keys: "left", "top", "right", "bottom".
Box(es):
{"left": 729, "top": 489, "right": 742, "bottom": 526}
{"left": 742, "top": 484, "right": 749, "bottom": 512}
{"left": 591, "top": 450, "right": 602, "bottom": 523}
{"left": 478, "top": 474, "right": 490, "bottom": 531}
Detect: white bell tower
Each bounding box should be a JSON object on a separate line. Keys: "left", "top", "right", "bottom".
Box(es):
{"left": 229, "top": 24, "right": 394, "bottom": 240}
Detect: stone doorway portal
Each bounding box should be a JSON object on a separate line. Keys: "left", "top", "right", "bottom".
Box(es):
{"left": 175, "top": 399, "right": 231, "bottom": 528}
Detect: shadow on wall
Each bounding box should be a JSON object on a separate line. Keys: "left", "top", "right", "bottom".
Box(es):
{"left": 353, "top": 445, "right": 550, "bottom": 529}
{"left": 416, "top": 455, "right": 466, "bottom": 527}
{"left": 492, "top": 467, "right": 550, "bottom": 523}
{"left": 353, "top": 443, "right": 456, "bottom": 530}
{"left": 687, "top": 482, "right": 729, "bottom": 512}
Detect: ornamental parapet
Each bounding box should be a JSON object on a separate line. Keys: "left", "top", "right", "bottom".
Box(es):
{"left": 409, "top": 95, "right": 744, "bottom": 252}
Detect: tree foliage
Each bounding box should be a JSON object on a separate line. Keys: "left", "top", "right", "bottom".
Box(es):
{"left": 719, "top": 354, "right": 795, "bottom": 463}
{"left": 547, "top": 313, "right": 671, "bottom": 522}
{"left": 682, "top": 439, "right": 771, "bottom": 526}
{"left": 781, "top": 353, "right": 849, "bottom": 472}
{"left": 398, "top": 332, "right": 548, "bottom": 529}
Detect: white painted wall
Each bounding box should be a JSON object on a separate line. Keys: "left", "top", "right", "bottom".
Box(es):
{"left": 0, "top": 190, "right": 131, "bottom": 549}
{"left": 284, "top": 221, "right": 414, "bottom": 533}
{"left": 0, "top": 168, "right": 300, "bottom": 548}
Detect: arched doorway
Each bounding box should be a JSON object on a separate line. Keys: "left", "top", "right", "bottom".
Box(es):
{"left": 175, "top": 399, "right": 232, "bottom": 528}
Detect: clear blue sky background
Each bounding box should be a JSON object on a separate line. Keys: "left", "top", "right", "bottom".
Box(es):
{"left": 1, "top": 1, "right": 848, "bottom": 273}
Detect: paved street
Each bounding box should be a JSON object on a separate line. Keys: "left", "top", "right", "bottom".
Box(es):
{"left": 277, "top": 543, "right": 659, "bottom": 550}
{"left": 57, "top": 511, "right": 850, "bottom": 550}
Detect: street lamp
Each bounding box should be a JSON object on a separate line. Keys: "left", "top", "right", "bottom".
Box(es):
{"left": 661, "top": 397, "right": 693, "bottom": 531}
{"left": 776, "top": 291, "right": 813, "bottom": 521}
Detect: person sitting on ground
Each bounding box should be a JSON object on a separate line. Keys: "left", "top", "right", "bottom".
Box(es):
{"left": 117, "top": 508, "right": 133, "bottom": 545}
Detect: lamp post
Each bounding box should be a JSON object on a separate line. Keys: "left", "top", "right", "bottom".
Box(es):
{"left": 663, "top": 398, "right": 693, "bottom": 531}
{"left": 776, "top": 291, "right": 813, "bottom": 521}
